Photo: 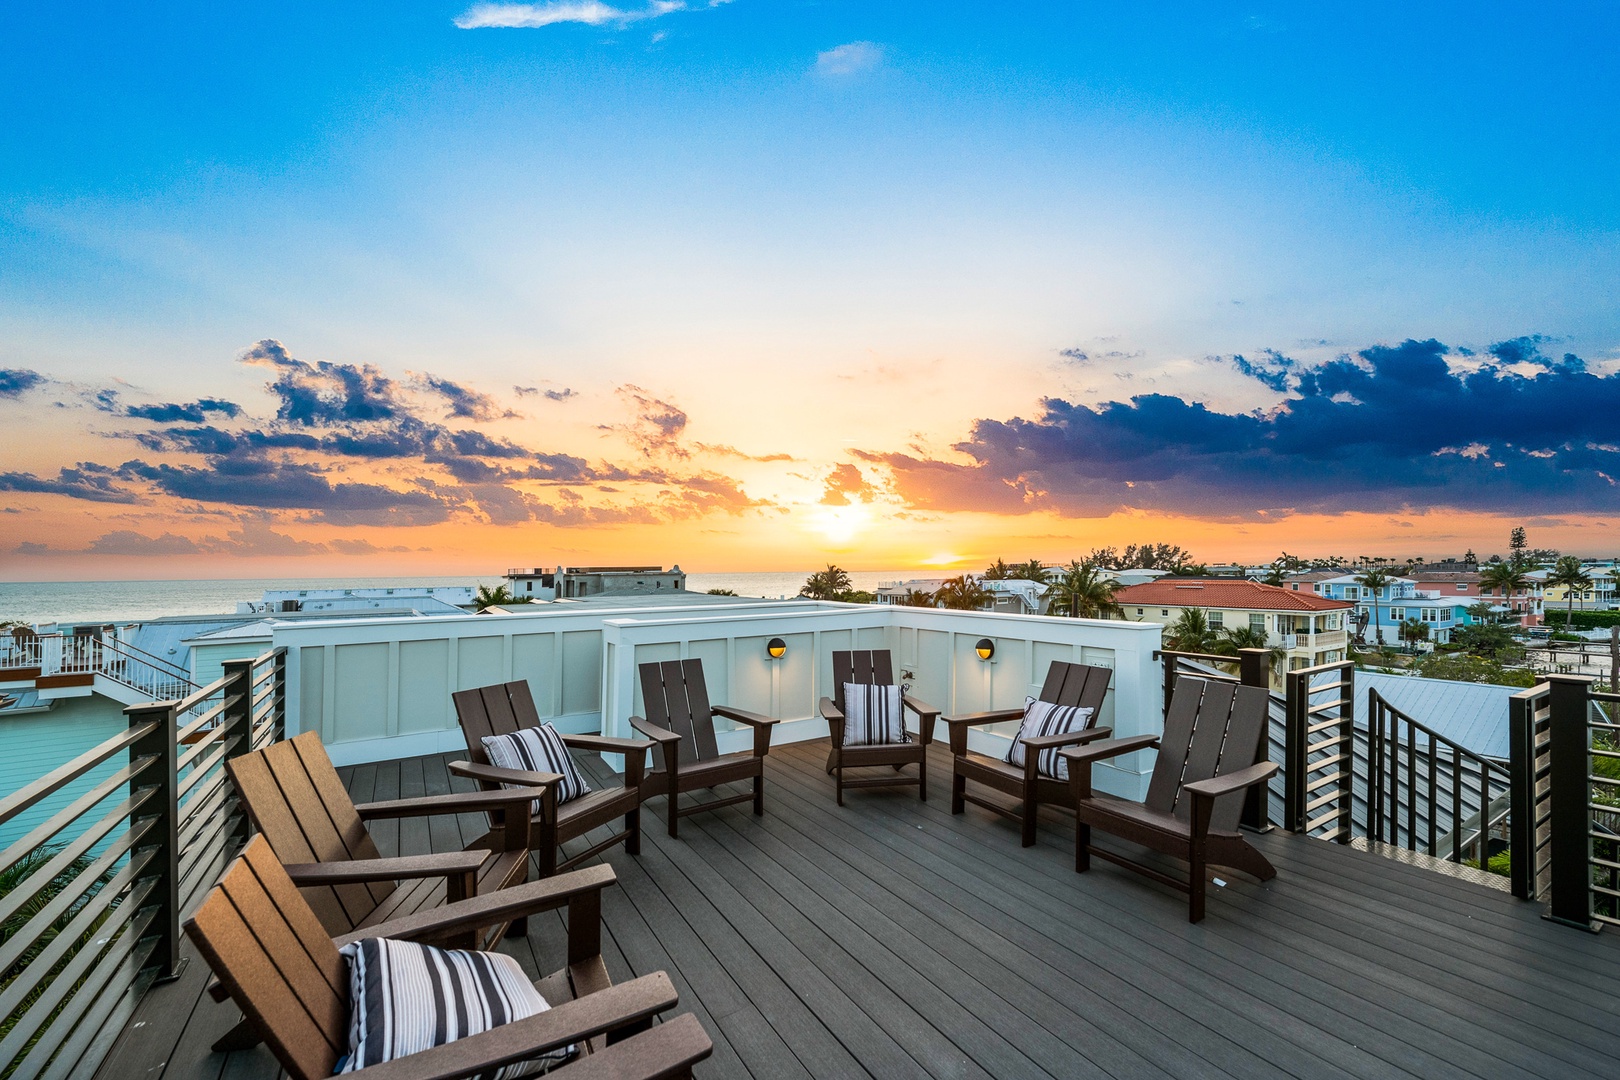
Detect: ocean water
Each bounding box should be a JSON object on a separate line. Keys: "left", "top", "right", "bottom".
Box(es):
{"left": 0, "top": 570, "right": 919, "bottom": 625}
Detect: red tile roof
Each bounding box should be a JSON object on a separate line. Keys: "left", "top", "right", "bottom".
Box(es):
{"left": 1114, "top": 579, "right": 1355, "bottom": 612}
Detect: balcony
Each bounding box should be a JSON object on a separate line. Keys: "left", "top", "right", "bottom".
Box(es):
{"left": 7, "top": 608, "right": 1620, "bottom": 1080}
{"left": 98, "top": 742, "right": 1620, "bottom": 1080}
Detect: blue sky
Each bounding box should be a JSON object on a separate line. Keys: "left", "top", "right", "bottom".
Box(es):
{"left": 2, "top": 3, "right": 1618, "bottom": 573}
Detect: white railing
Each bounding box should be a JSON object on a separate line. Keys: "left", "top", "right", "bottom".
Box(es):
{"left": 1, "top": 631, "right": 195, "bottom": 700}
{"left": 272, "top": 600, "right": 1166, "bottom": 801}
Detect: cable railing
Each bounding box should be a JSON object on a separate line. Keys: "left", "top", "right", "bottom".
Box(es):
{"left": 0, "top": 647, "right": 284, "bottom": 1080}
{"left": 1283, "top": 660, "right": 1356, "bottom": 843}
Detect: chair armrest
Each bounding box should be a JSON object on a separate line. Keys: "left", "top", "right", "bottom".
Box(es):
{"left": 447, "top": 760, "right": 563, "bottom": 790}
{"left": 336, "top": 864, "right": 619, "bottom": 948}
{"left": 942, "top": 709, "right": 1023, "bottom": 728}
{"left": 563, "top": 733, "right": 652, "bottom": 757}
{"left": 1183, "top": 761, "right": 1280, "bottom": 801}
{"left": 283, "top": 851, "right": 489, "bottom": 887}
{"left": 712, "top": 705, "right": 777, "bottom": 727}
{"left": 349, "top": 972, "right": 680, "bottom": 1080}
{"left": 541, "top": 1014, "right": 713, "bottom": 1080}
{"left": 1020, "top": 726, "right": 1114, "bottom": 752}
{"left": 1057, "top": 734, "right": 1160, "bottom": 767}
{"left": 901, "top": 695, "right": 940, "bottom": 718}
{"left": 817, "top": 696, "right": 844, "bottom": 722}
{"left": 355, "top": 788, "right": 547, "bottom": 819}
{"left": 627, "top": 715, "right": 681, "bottom": 744}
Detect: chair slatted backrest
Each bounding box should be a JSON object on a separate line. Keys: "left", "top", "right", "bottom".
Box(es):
{"left": 1144, "top": 677, "right": 1270, "bottom": 832}
{"left": 831, "top": 650, "right": 896, "bottom": 715}
{"left": 186, "top": 835, "right": 349, "bottom": 1080}
{"left": 453, "top": 681, "right": 547, "bottom": 767}
{"left": 638, "top": 660, "right": 720, "bottom": 769}
{"left": 226, "top": 731, "right": 391, "bottom": 937}
{"left": 1037, "top": 661, "right": 1111, "bottom": 717}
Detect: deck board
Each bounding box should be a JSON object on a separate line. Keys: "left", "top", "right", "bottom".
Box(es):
{"left": 101, "top": 739, "right": 1620, "bottom": 1080}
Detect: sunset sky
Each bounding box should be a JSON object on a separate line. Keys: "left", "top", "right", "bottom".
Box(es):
{"left": 3, "top": 3, "right": 1619, "bottom": 580}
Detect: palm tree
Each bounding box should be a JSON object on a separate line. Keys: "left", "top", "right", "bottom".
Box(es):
{"left": 1166, "top": 608, "right": 1218, "bottom": 653}
{"left": 1214, "top": 625, "right": 1285, "bottom": 667}
{"left": 1548, "top": 555, "right": 1594, "bottom": 629}
{"left": 800, "top": 564, "right": 854, "bottom": 600}
{"left": 1013, "top": 558, "right": 1048, "bottom": 581}
{"left": 935, "top": 575, "right": 993, "bottom": 611}
{"left": 983, "top": 558, "right": 1013, "bottom": 580}
{"left": 1048, "top": 561, "right": 1122, "bottom": 619}
{"left": 1355, "top": 567, "right": 1393, "bottom": 647}
{"left": 473, "top": 583, "right": 531, "bottom": 611}
{"left": 1479, "top": 561, "right": 1530, "bottom": 623}
{"left": 895, "top": 588, "right": 937, "bottom": 608}
{"left": 1400, "top": 618, "right": 1429, "bottom": 650}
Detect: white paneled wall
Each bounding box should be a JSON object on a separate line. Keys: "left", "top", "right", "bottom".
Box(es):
{"left": 277, "top": 599, "right": 1164, "bottom": 799}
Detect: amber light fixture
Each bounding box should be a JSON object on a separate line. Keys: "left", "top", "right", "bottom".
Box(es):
{"left": 766, "top": 637, "right": 787, "bottom": 659}
{"left": 975, "top": 638, "right": 995, "bottom": 661}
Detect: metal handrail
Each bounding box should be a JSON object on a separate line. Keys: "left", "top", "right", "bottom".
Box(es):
{"left": 0, "top": 646, "right": 285, "bottom": 1078}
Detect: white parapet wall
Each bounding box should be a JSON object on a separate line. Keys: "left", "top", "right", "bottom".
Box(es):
{"left": 275, "top": 599, "right": 1165, "bottom": 800}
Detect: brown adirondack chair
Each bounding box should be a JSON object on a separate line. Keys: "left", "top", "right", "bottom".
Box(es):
{"left": 943, "top": 661, "right": 1114, "bottom": 846}
{"left": 817, "top": 649, "right": 938, "bottom": 806}
{"left": 630, "top": 659, "right": 778, "bottom": 838}
{"left": 452, "top": 681, "right": 649, "bottom": 876}
{"left": 187, "top": 835, "right": 714, "bottom": 1080}
{"left": 1061, "top": 676, "right": 1279, "bottom": 922}
{"left": 226, "top": 731, "right": 543, "bottom": 949}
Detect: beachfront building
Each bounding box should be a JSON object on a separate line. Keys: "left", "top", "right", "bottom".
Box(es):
{"left": 506, "top": 564, "right": 688, "bottom": 600}
{"left": 1542, "top": 564, "right": 1618, "bottom": 613}
{"left": 1111, "top": 578, "right": 1353, "bottom": 676}
{"left": 1314, "top": 574, "right": 1483, "bottom": 645}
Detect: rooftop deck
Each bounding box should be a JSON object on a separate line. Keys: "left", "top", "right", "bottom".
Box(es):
{"left": 104, "top": 741, "right": 1620, "bottom": 1080}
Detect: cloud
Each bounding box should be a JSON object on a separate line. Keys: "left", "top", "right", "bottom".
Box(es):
{"left": 694, "top": 442, "right": 793, "bottom": 462}
{"left": 0, "top": 369, "right": 44, "bottom": 398}
{"left": 610, "top": 385, "right": 689, "bottom": 458}
{"left": 515, "top": 385, "right": 577, "bottom": 401}
{"left": 13, "top": 542, "right": 51, "bottom": 556}
{"left": 329, "top": 537, "right": 412, "bottom": 555}
{"left": 126, "top": 398, "right": 242, "bottom": 423}
{"left": 1225, "top": 349, "right": 1298, "bottom": 393}
{"left": 820, "top": 463, "right": 876, "bottom": 506}
{"left": 453, "top": 1, "right": 689, "bottom": 29}
{"left": 816, "top": 41, "right": 883, "bottom": 76}
{"left": 0, "top": 463, "right": 142, "bottom": 503}
{"left": 241, "top": 339, "right": 405, "bottom": 426}
{"left": 416, "top": 374, "right": 515, "bottom": 421}
{"left": 85, "top": 530, "right": 204, "bottom": 555}
{"left": 866, "top": 338, "right": 1620, "bottom": 520}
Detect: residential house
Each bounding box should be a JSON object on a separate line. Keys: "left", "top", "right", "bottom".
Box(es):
{"left": 1315, "top": 575, "right": 1479, "bottom": 645}
{"left": 1111, "top": 578, "right": 1354, "bottom": 678}
{"left": 1542, "top": 564, "right": 1617, "bottom": 613}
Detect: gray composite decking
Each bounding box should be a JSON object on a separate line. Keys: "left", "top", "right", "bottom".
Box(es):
{"left": 103, "top": 739, "right": 1620, "bottom": 1080}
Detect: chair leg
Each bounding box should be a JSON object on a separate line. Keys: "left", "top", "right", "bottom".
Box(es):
{"left": 507, "top": 916, "right": 528, "bottom": 938}
{"left": 1021, "top": 798, "right": 1037, "bottom": 847}
{"left": 668, "top": 797, "right": 680, "bottom": 838}
{"left": 951, "top": 770, "right": 965, "bottom": 815}
{"left": 1075, "top": 822, "right": 1091, "bottom": 873}
{"left": 835, "top": 766, "right": 844, "bottom": 807}
{"left": 1189, "top": 846, "right": 1208, "bottom": 923}
{"left": 624, "top": 803, "right": 641, "bottom": 856}
{"left": 918, "top": 755, "right": 928, "bottom": 802}
{"left": 753, "top": 773, "right": 765, "bottom": 816}
{"left": 211, "top": 1017, "right": 262, "bottom": 1053}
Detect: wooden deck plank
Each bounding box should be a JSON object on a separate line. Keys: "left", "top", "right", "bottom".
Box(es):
{"left": 101, "top": 738, "right": 1620, "bottom": 1080}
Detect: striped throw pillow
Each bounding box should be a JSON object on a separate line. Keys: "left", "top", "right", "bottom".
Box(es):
{"left": 338, "top": 937, "right": 574, "bottom": 1075}
{"left": 1004, "top": 697, "right": 1095, "bottom": 780}
{"left": 841, "top": 682, "right": 910, "bottom": 746}
{"left": 482, "top": 724, "right": 592, "bottom": 808}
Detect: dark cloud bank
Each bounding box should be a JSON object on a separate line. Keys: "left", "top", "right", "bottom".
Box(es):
{"left": 864, "top": 338, "right": 1620, "bottom": 520}
{"left": 0, "top": 340, "right": 763, "bottom": 541}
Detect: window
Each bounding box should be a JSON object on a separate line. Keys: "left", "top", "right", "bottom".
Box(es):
{"left": 1421, "top": 608, "right": 1437, "bottom": 623}
{"left": 1388, "top": 608, "right": 1405, "bottom": 622}
{"left": 1249, "top": 613, "right": 1265, "bottom": 635}
{"left": 1136, "top": 608, "right": 1143, "bottom": 615}
{"left": 1161, "top": 609, "right": 1170, "bottom": 616}
{"left": 1346, "top": 586, "right": 1359, "bottom": 599}
{"left": 1456, "top": 584, "right": 1468, "bottom": 592}
{"left": 1208, "top": 611, "right": 1224, "bottom": 628}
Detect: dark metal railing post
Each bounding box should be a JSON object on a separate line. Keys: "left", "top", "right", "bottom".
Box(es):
{"left": 1544, "top": 673, "right": 1596, "bottom": 930}
{"left": 220, "top": 658, "right": 254, "bottom": 850}
{"left": 1338, "top": 665, "right": 1355, "bottom": 843}
{"left": 126, "top": 698, "right": 185, "bottom": 981}
{"left": 1284, "top": 669, "right": 1305, "bottom": 831}
{"left": 273, "top": 647, "right": 288, "bottom": 741}
{"left": 1238, "top": 648, "right": 1273, "bottom": 831}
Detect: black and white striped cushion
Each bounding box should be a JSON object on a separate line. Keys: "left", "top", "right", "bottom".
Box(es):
{"left": 338, "top": 937, "right": 574, "bottom": 1076}
{"left": 840, "top": 682, "right": 910, "bottom": 746}
{"left": 1004, "top": 697, "right": 1095, "bottom": 780}
{"left": 482, "top": 724, "right": 591, "bottom": 808}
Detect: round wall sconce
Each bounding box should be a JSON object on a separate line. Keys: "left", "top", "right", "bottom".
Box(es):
{"left": 975, "top": 638, "right": 995, "bottom": 661}
{"left": 766, "top": 637, "right": 787, "bottom": 659}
